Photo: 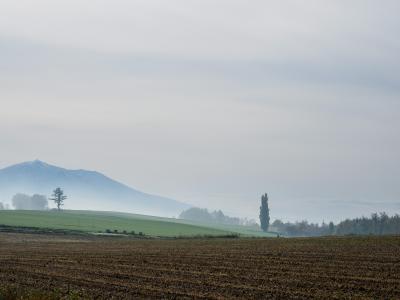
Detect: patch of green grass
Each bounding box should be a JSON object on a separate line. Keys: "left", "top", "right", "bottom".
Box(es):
{"left": 71, "top": 210, "right": 276, "bottom": 237}
{"left": 173, "top": 220, "right": 276, "bottom": 237}
{"left": 64, "top": 210, "right": 276, "bottom": 237}
{"left": 0, "top": 210, "right": 232, "bottom": 237}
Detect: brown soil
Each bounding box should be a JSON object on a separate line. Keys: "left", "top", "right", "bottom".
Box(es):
{"left": 0, "top": 233, "right": 399, "bottom": 299}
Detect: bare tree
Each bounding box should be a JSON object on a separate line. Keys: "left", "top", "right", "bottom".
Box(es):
{"left": 49, "top": 188, "right": 67, "bottom": 211}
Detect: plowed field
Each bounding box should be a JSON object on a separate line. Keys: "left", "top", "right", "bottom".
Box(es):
{"left": 0, "top": 233, "right": 399, "bottom": 299}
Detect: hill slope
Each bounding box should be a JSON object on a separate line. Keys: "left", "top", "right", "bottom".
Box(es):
{"left": 0, "top": 160, "right": 189, "bottom": 217}
{"left": 0, "top": 210, "right": 233, "bottom": 237}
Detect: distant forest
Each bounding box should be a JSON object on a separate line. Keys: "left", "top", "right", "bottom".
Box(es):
{"left": 179, "top": 207, "right": 258, "bottom": 228}
{"left": 271, "top": 212, "right": 400, "bottom": 237}
{"left": 180, "top": 208, "right": 400, "bottom": 237}
{"left": 0, "top": 194, "right": 48, "bottom": 210}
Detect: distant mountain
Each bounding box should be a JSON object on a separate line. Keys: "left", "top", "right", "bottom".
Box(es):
{"left": 0, "top": 160, "right": 190, "bottom": 217}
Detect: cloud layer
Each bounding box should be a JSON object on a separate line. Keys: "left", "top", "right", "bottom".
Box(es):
{"left": 1, "top": 0, "right": 399, "bottom": 222}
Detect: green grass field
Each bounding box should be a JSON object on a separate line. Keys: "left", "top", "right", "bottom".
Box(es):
{"left": 174, "top": 219, "right": 276, "bottom": 237}
{"left": 0, "top": 210, "right": 272, "bottom": 237}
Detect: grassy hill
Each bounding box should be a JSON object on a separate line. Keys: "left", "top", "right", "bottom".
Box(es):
{"left": 0, "top": 210, "right": 275, "bottom": 238}
{"left": 72, "top": 210, "right": 275, "bottom": 236}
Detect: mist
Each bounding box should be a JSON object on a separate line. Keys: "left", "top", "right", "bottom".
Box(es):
{"left": 1, "top": 0, "right": 399, "bottom": 223}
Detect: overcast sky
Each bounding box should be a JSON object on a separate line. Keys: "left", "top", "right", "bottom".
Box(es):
{"left": 1, "top": 0, "right": 399, "bottom": 222}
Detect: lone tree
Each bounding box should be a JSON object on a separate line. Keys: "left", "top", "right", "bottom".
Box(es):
{"left": 50, "top": 188, "right": 67, "bottom": 211}
{"left": 259, "top": 193, "right": 270, "bottom": 232}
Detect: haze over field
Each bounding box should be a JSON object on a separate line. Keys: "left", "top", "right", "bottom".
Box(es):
{"left": 0, "top": 160, "right": 189, "bottom": 217}
{"left": 1, "top": 1, "right": 399, "bottom": 222}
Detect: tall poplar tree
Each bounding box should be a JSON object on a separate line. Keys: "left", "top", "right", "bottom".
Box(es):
{"left": 259, "top": 193, "right": 270, "bottom": 232}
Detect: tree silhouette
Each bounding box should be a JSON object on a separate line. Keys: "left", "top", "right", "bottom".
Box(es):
{"left": 50, "top": 188, "right": 67, "bottom": 211}
{"left": 259, "top": 193, "right": 270, "bottom": 232}
{"left": 328, "top": 222, "right": 335, "bottom": 235}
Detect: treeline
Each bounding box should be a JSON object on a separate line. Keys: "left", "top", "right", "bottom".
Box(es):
{"left": 335, "top": 213, "right": 400, "bottom": 235}
{"left": 179, "top": 207, "right": 258, "bottom": 228}
{"left": 271, "top": 212, "right": 400, "bottom": 237}
{"left": 270, "top": 220, "right": 334, "bottom": 237}
{"left": 0, "top": 194, "right": 48, "bottom": 210}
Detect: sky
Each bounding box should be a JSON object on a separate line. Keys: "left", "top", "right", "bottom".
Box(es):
{"left": 1, "top": 0, "right": 399, "bottom": 222}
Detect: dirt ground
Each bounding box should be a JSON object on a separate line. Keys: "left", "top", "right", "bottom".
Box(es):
{"left": 0, "top": 233, "right": 399, "bottom": 299}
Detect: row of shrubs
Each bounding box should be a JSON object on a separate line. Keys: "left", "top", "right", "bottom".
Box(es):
{"left": 104, "top": 229, "right": 144, "bottom": 236}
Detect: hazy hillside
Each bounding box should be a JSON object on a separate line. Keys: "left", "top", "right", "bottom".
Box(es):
{"left": 0, "top": 210, "right": 231, "bottom": 237}
{"left": 0, "top": 160, "right": 190, "bottom": 217}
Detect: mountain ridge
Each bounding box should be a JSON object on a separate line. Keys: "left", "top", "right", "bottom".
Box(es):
{"left": 0, "top": 160, "right": 190, "bottom": 217}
